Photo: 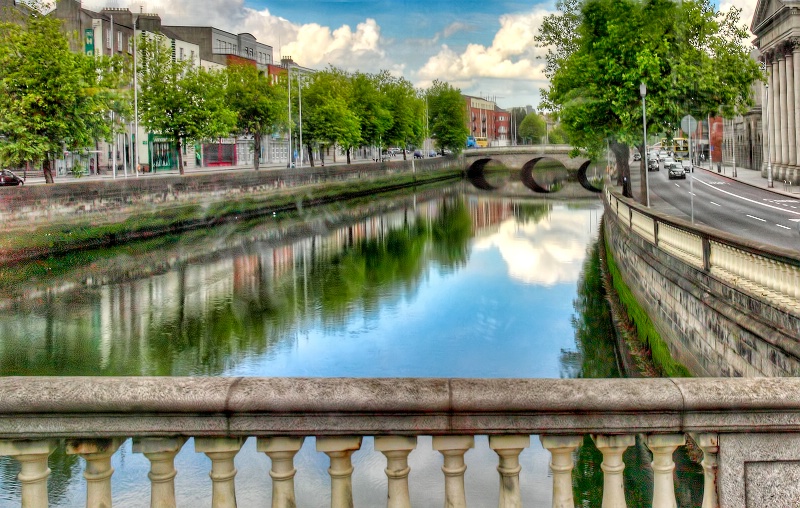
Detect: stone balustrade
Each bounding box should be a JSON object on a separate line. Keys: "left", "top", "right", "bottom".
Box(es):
{"left": 3, "top": 377, "right": 800, "bottom": 507}
{"left": 606, "top": 188, "right": 800, "bottom": 312}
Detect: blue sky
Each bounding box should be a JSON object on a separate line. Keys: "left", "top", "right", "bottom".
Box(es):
{"left": 90, "top": 0, "right": 755, "bottom": 110}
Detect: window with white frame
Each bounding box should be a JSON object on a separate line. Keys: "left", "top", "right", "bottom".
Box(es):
{"left": 117, "top": 31, "right": 122, "bottom": 51}
{"left": 106, "top": 29, "right": 111, "bottom": 49}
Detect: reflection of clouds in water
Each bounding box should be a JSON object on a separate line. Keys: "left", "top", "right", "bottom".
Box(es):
{"left": 473, "top": 204, "right": 601, "bottom": 286}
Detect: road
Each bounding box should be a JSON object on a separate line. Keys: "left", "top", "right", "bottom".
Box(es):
{"left": 631, "top": 160, "right": 800, "bottom": 251}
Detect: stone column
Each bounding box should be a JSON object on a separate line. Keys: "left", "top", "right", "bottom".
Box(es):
{"left": 540, "top": 435, "right": 583, "bottom": 508}
{"left": 645, "top": 434, "right": 685, "bottom": 508}
{"left": 66, "top": 438, "right": 125, "bottom": 508}
{"left": 0, "top": 439, "right": 58, "bottom": 508}
{"left": 432, "top": 436, "right": 475, "bottom": 508}
{"left": 689, "top": 433, "right": 719, "bottom": 508}
{"left": 781, "top": 54, "right": 790, "bottom": 174}
{"left": 132, "top": 437, "right": 187, "bottom": 508}
{"left": 317, "top": 436, "right": 362, "bottom": 508}
{"left": 195, "top": 437, "right": 245, "bottom": 508}
{"left": 794, "top": 43, "right": 800, "bottom": 182}
{"left": 592, "top": 434, "right": 635, "bottom": 508}
{"left": 489, "top": 435, "right": 529, "bottom": 508}
{"left": 375, "top": 435, "right": 417, "bottom": 508}
{"left": 787, "top": 48, "right": 797, "bottom": 171}
{"left": 765, "top": 56, "right": 774, "bottom": 176}
{"left": 773, "top": 58, "right": 782, "bottom": 171}
{"left": 257, "top": 436, "right": 305, "bottom": 508}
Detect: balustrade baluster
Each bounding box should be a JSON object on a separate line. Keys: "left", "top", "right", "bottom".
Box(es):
{"left": 689, "top": 433, "right": 719, "bottom": 508}
{"left": 317, "top": 436, "right": 362, "bottom": 508}
{"left": 433, "top": 435, "right": 474, "bottom": 508}
{"left": 375, "top": 435, "right": 417, "bottom": 508}
{"left": 132, "top": 437, "right": 187, "bottom": 508}
{"left": 195, "top": 437, "right": 245, "bottom": 508}
{"left": 66, "top": 438, "right": 124, "bottom": 508}
{"left": 592, "top": 434, "right": 635, "bottom": 508}
{"left": 0, "top": 439, "right": 57, "bottom": 508}
{"left": 645, "top": 434, "right": 685, "bottom": 508}
{"left": 540, "top": 435, "right": 583, "bottom": 508}
{"left": 489, "top": 435, "right": 529, "bottom": 508}
{"left": 258, "top": 436, "right": 305, "bottom": 508}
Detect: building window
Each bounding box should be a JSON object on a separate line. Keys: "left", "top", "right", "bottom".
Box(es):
{"left": 106, "top": 29, "right": 111, "bottom": 49}
{"left": 179, "top": 47, "right": 184, "bottom": 60}
{"left": 190, "top": 50, "right": 195, "bottom": 63}
{"left": 127, "top": 37, "right": 132, "bottom": 54}
{"left": 117, "top": 31, "right": 122, "bottom": 51}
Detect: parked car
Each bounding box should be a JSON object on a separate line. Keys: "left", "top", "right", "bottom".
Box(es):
{"left": 428, "top": 150, "right": 437, "bottom": 157}
{"left": 0, "top": 169, "right": 23, "bottom": 186}
{"left": 443, "top": 148, "right": 453, "bottom": 156}
{"left": 413, "top": 150, "right": 423, "bottom": 159}
{"left": 667, "top": 162, "right": 686, "bottom": 179}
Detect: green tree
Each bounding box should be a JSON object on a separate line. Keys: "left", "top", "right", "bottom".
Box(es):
{"left": 539, "top": 0, "right": 761, "bottom": 200}
{"left": 548, "top": 124, "right": 569, "bottom": 144}
{"left": 378, "top": 71, "right": 424, "bottom": 159}
{"left": 350, "top": 72, "right": 392, "bottom": 156}
{"left": 138, "top": 34, "right": 235, "bottom": 174}
{"left": 301, "top": 67, "right": 361, "bottom": 164}
{"left": 426, "top": 80, "right": 468, "bottom": 154}
{"left": 518, "top": 112, "right": 546, "bottom": 144}
{"left": 0, "top": 10, "right": 125, "bottom": 183}
{"left": 226, "top": 63, "right": 288, "bottom": 171}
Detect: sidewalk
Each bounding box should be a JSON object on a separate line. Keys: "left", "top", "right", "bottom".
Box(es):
{"left": 692, "top": 160, "right": 800, "bottom": 199}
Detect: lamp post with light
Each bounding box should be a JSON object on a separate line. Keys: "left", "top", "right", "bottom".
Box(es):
{"left": 640, "top": 82, "right": 650, "bottom": 207}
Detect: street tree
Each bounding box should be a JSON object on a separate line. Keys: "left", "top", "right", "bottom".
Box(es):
{"left": 137, "top": 34, "right": 235, "bottom": 174}
{"left": 226, "top": 63, "right": 288, "bottom": 171}
{"left": 301, "top": 67, "right": 361, "bottom": 164}
{"left": 538, "top": 0, "right": 761, "bottom": 200}
{"left": 377, "top": 71, "right": 423, "bottom": 160}
{"left": 0, "top": 9, "right": 126, "bottom": 183}
{"left": 518, "top": 113, "right": 546, "bottom": 144}
{"left": 350, "top": 72, "right": 392, "bottom": 156}
{"left": 426, "top": 80, "right": 468, "bottom": 154}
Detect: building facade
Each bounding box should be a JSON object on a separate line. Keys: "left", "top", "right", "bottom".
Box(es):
{"left": 463, "top": 96, "right": 510, "bottom": 147}
{"left": 753, "top": 0, "right": 800, "bottom": 182}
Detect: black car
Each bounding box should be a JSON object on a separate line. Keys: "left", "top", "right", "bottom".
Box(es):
{"left": 0, "top": 169, "right": 23, "bottom": 186}
{"left": 647, "top": 158, "right": 659, "bottom": 171}
{"left": 667, "top": 162, "right": 686, "bottom": 179}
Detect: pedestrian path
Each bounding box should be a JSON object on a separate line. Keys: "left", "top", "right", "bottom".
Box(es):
{"left": 693, "top": 160, "right": 800, "bottom": 199}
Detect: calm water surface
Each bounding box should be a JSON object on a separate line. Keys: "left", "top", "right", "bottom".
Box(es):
{"left": 0, "top": 183, "right": 700, "bottom": 506}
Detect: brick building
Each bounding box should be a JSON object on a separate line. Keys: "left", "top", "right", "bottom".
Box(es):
{"left": 463, "top": 95, "right": 510, "bottom": 147}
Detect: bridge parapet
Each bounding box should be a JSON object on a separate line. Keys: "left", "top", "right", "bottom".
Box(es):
{"left": 2, "top": 376, "right": 800, "bottom": 507}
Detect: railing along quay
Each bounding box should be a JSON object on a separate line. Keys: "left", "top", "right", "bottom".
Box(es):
{"left": 606, "top": 188, "right": 800, "bottom": 313}
{"left": 3, "top": 377, "right": 800, "bottom": 507}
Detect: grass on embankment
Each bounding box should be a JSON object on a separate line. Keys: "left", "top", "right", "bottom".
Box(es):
{"left": 0, "top": 170, "right": 462, "bottom": 264}
{"left": 603, "top": 234, "right": 692, "bottom": 378}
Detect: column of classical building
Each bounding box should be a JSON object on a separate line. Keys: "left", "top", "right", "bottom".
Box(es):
{"left": 786, "top": 46, "right": 796, "bottom": 181}
{"left": 794, "top": 41, "right": 800, "bottom": 182}
{"left": 773, "top": 56, "right": 782, "bottom": 177}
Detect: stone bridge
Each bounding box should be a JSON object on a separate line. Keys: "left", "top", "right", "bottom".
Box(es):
{"left": 462, "top": 145, "right": 600, "bottom": 194}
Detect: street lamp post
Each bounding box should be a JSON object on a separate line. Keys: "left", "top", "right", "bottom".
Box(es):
{"left": 640, "top": 82, "right": 650, "bottom": 207}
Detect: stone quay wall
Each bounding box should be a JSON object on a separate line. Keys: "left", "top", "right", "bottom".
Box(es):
{"left": 0, "top": 157, "right": 460, "bottom": 232}
{"left": 604, "top": 190, "right": 800, "bottom": 377}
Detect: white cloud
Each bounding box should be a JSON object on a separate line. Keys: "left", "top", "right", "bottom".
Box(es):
{"left": 82, "top": 0, "right": 386, "bottom": 71}
{"left": 719, "top": 0, "right": 757, "bottom": 34}
{"left": 417, "top": 9, "right": 550, "bottom": 85}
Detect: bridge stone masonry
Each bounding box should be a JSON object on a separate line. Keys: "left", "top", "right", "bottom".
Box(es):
{"left": 463, "top": 145, "right": 602, "bottom": 195}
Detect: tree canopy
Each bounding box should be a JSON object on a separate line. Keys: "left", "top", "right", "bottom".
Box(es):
{"left": 138, "top": 34, "right": 235, "bottom": 174}
{"left": 0, "top": 10, "right": 126, "bottom": 182}
{"left": 518, "top": 113, "right": 546, "bottom": 144}
{"left": 426, "top": 80, "right": 468, "bottom": 154}
{"left": 538, "top": 0, "right": 762, "bottom": 199}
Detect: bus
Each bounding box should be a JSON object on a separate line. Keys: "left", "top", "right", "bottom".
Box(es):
{"left": 660, "top": 137, "right": 689, "bottom": 161}
{"left": 474, "top": 136, "right": 488, "bottom": 148}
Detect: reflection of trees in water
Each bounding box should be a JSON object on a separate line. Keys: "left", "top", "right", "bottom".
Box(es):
{"left": 512, "top": 202, "right": 552, "bottom": 226}
{"left": 566, "top": 240, "right": 704, "bottom": 507}
{"left": 0, "top": 196, "right": 474, "bottom": 376}
{"left": 0, "top": 443, "right": 81, "bottom": 506}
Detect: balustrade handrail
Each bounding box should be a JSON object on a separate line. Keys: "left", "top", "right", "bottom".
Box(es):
{"left": 606, "top": 188, "right": 800, "bottom": 267}
{"left": 3, "top": 377, "right": 800, "bottom": 439}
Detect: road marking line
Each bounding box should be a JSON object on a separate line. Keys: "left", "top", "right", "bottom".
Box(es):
{"left": 694, "top": 178, "right": 800, "bottom": 216}
{"left": 675, "top": 183, "right": 680, "bottom": 187}
{"left": 709, "top": 201, "right": 721, "bottom": 206}
{"left": 777, "top": 224, "right": 792, "bottom": 230}
{"left": 747, "top": 214, "right": 767, "bottom": 222}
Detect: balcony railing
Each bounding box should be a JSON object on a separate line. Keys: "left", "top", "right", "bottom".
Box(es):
{"left": 3, "top": 376, "right": 800, "bottom": 507}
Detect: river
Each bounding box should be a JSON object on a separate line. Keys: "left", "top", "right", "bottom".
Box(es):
{"left": 0, "top": 180, "right": 701, "bottom": 506}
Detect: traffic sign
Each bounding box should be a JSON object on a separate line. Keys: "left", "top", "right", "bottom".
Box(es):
{"left": 681, "top": 115, "right": 698, "bottom": 134}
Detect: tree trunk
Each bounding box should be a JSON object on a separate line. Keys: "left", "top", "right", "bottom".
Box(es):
{"left": 307, "top": 143, "right": 314, "bottom": 167}
{"left": 176, "top": 136, "right": 185, "bottom": 175}
{"left": 346, "top": 148, "right": 351, "bottom": 165}
{"left": 403, "top": 148, "right": 407, "bottom": 161}
{"left": 609, "top": 141, "right": 631, "bottom": 199}
{"left": 333, "top": 144, "right": 337, "bottom": 163}
{"left": 43, "top": 157, "right": 54, "bottom": 184}
{"left": 253, "top": 134, "right": 262, "bottom": 171}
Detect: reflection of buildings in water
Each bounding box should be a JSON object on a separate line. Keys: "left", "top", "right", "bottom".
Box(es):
{"left": 467, "top": 197, "right": 514, "bottom": 235}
